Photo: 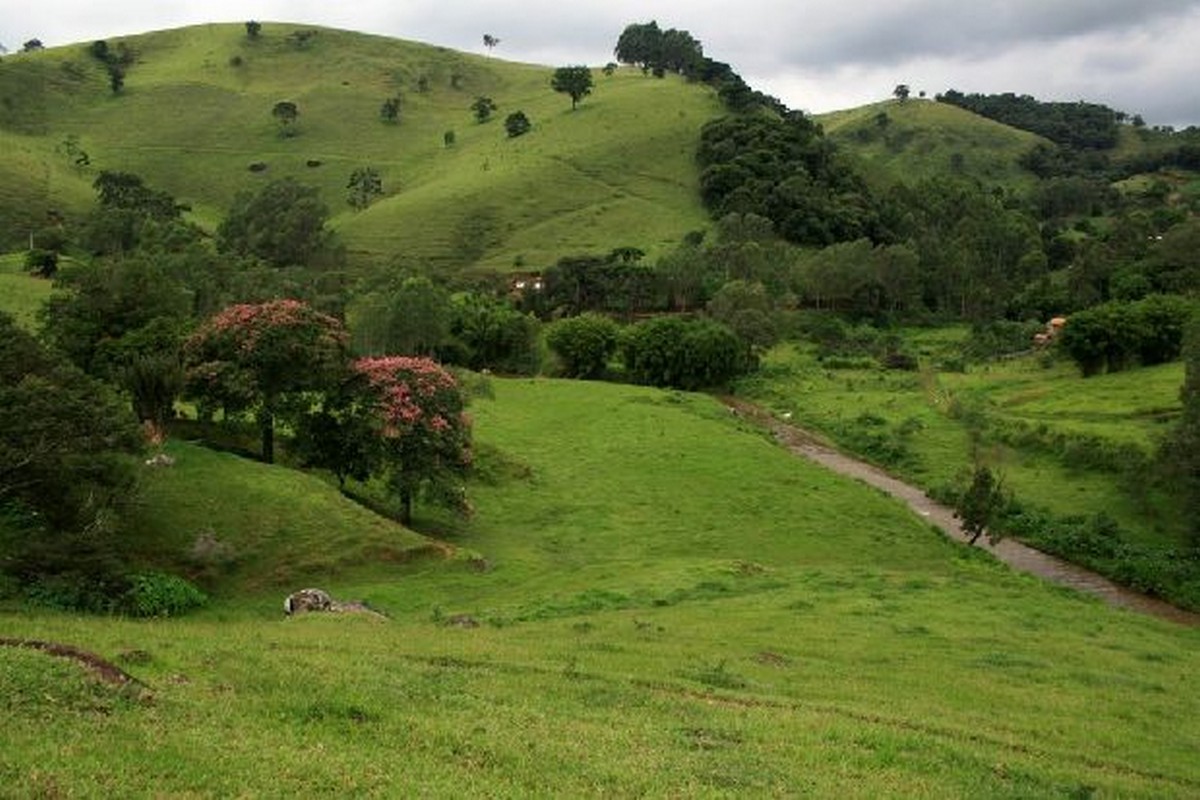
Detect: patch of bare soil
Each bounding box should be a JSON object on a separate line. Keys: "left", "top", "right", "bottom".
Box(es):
{"left": 0, "top": 638, "right": 149, "bottom": 688}
{"left": 723, "top": 396, "right": 1199, "bottom": 627}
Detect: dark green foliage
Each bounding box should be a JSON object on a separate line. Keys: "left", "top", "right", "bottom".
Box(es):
{"left": 245, "top": 21, "right": 262, "bottom": 39}
{"left": 937, "top": 90, "right": 1120, "bottom": 150}
{"left": 354, "top": 276, "right": 451, "bottom": 357}
{"left": 536, "top": 252, "right": 660, "bottom": 318}
{"left": 551, "top": 65, "right": 593, "bottom": 110}
{"left": 93, "top": 171, "right": 180, "bottom": 220}
{"left": 697, "top": 113, "right": 880, "bottom": 247}
{"left": 346, "top": 166, "right": 383, "bottom": 210}
{"left": 123, "top": 572, "right": 208, "bottom": 616}
{"left": 707, "top": 280, "right": 777, "bottom": 350}
{"left": 621, "top": 316, "right": 753, "bottom": 390}
{"left": 379, "top": 96, "right": 401, "bottom": 123}
{"left": 87, "top": 39, "right": 134, "bottom": 95}
{"left": 1161, "top": 315, "right": 1200, "bottom": 551}
{"left": 444, "top": 292, "right": 540, "bottom": 374}
{"left": 271, "top": 100, "right": 299, "bottom": 135}
{"left": 24, "top": 248, "right": 57, "bottom": 277}
{"left": 0, "top": 313, "right": 142, "bottom": 592}
{"left": 217, "top": 178, "right": 340, "bottom": 269}
{"left": 614, "top": 21, "right": 703, "bottom": 78}
{"left": 954, "top": 465, "right": 1005, "bottom": 545}
{"left": 504, "top": 111, "right": 531, "bottom": 138}
{"left": 471, "top": 96, "right": 497, "bottom": 123}
{"left": 963, "top": 320, "right": 1045, "bottom": 361}
{"left": 1059, "top": 296, "right": 1194, "bottom": 376}
{"left": 545, "top": 313, "right": 619, "bottom": 379}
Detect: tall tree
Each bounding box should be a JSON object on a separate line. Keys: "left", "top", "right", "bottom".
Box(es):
{"left": 482, "top": 33, "right": 500, "bottom": 53}
{"left": 271, "top": 100, "right": 299, "bottom": 136}
{"left": 346, "top": 167, "right": 383, "bottom": 210}
{"left": 217, "top": 178, "right": 338, "bottom": 269}
{"left": 183, "top": 299, "right": 348, "bottom": 463}
{"left": 551, "top": 65, "right": 594, "bottom": 110}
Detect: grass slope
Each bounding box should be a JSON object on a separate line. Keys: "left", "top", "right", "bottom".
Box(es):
{"left": 0, "top": 252, "right": 52, "bottom": 330}
{"left": 3, "top": 379, "right": 1198, "bottom": 795}
{"left": 739, "top": 340, "right": 1187, "bottom": 549}
{"left": 0, "top": 23, "right": 716, "bottom": 272}
{"left": 820, "top": 98, "right": 1044, "bottom": 189}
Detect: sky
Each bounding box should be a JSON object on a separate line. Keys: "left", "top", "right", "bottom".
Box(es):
{"left": 2, "top": 0, "right": 1198, "bottom": 127}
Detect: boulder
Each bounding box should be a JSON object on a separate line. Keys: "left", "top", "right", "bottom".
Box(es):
{"left": 284, "top": 588, "right": 333, "bottom": 615}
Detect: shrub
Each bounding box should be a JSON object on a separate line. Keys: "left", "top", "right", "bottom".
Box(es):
{"left": 122, "top": 572, "right": 208, "bottom": 617}
{"left": 545, "top": 313, "right": 619, "bottom": 378}
{"left": 621, "top": 316, "right": 754, "bottom": 390}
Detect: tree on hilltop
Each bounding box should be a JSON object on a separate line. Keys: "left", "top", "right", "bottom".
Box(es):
{"left": 894, "top": 84, "right": 910, "bottom": 102}
{"left": 551, "top": 65, "right": 593, "bottom": 110}
{"left": 483, "top": 33, "right": 500, "bottom": 53}
{"left": 245, "top": 21, "right": 262, "bottom": 39}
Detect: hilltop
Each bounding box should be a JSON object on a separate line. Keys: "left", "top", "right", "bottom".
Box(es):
{"left": 0, "top": 22, "right": 717, "bottom": 272}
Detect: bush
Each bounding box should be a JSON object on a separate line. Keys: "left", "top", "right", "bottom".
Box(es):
{"left": 621, "top": 316, "right": 754, "bottom": 390}
{"left": 1059, "top": 295, "right": 1194, "bottom": 376}
{"left": 545, "top": 313, "right": 619, "bottom": 378}
{"left": 122, "top": 572, "right": 208, "bottom": 617}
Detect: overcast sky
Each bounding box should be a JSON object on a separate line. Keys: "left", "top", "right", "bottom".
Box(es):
{"left": 2, "top": 0, "right": 1198, "bottom": 126}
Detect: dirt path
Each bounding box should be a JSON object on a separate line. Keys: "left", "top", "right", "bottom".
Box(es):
{"left": 723, "top": 397, "right": 1200, "bottom": 627}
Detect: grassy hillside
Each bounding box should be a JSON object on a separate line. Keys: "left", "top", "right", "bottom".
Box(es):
{"left": 819, "top": 98, "right": 1044, "bottom": 189}
{"left": 2, "top": 379, "right": 1199, "bottom": 795}
{"left": 0, "top": 252, "right": 52, "bottom": 330}
{"left": 0, "top": 23, "right": 717, "bottom": 273}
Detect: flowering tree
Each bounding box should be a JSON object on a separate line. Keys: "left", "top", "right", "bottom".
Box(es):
{"left": 184, "top": 299, "right": 347, "bottom": 463}
{"left": 353, "top": 356, "right": 472, "bottom": 525}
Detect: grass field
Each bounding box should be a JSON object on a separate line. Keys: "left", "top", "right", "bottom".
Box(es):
{"left": 0, "top": 251, "right": 52, "bottom": 330}
{"left": 736, "top": 340, "right": 1194, "bottom": 602}
{"left": 3, "top": 379, "right": 1199, "bottom": 795}
{"left": 818, "top": 98, "right": 1043, "bottom": 190}
{"left": 0, "top": 24, "right": 716, "bottom": 273}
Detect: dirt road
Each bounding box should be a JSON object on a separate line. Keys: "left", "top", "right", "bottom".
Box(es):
{"left": 724, "top": 397, "right": 1199, "bottom": 627}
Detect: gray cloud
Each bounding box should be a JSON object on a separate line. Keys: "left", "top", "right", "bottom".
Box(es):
{"left": 1, "top": 0, "right": 1197, "bottom": 125}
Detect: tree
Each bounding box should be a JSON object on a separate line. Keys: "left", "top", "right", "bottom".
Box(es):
{"left": 483, "top": 34, "right": 500, "bottom": 53}
{"left": 380, "top": 96, "right": 401, "bottom": 123}
{"left": 471, "top": 96, "right": 497, "bottom": 123}
{"left": 272, "top": 100, "right": 299, "bottom": 136}
{"left": 893, "top": 84, "right": 910, "bottom": 102}
{"left": 545, "top": 313, "right": 620, "bottom": 378}
{"left": 445, "top": 292, "right": 541, "bottom": 374}
{"left": 0, "top": 312, "right": 142, "bottom": 587}
{"left": 354, "top": 276, "right": 451, "bottom": 357}
{"left": 184, "top": 299, "right": 348, "bottom": 463}
{"left": 621, "top": 316, "right": 753, "bottom": 390}
{"left": 551, "top": 65, "right": 594, "bottom": 110}
{"left": 954, "top": 465, "right": 1006, "bottom": 545}
{"left": 443, "top": 129, "right": 456, "bottom": 147}
{"left": 217, "top": 178, "right": 338, "bottom": 269}
{"left": 504, "top": 110, "right": 531, "bottom": 138}
{"left": 22, "top": 39, "right": 44, "bottom": 52}
{"left": 352, "top": 356, "right": 472, "bottom": 525}
{"left": 347, "top": 167, "right": 383, "bottom": 210}
{"left": 1162, "top": 315, "right": 1200, "bottom": 551}
{"left": 245, "top": 21, "right": 262, "bottom": 39}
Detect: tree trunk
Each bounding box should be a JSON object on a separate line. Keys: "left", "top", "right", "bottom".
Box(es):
{"left": 400, "top": 488, "right": 413, "bottom": 526}
{"left": 260, "top": 407, "right": 275, "bottom": 464}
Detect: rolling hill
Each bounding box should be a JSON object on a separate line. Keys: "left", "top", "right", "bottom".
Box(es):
{"left": 0, "top": 22, "right": 717, "bottom": 273}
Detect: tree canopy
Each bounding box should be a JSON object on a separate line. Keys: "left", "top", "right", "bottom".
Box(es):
{"left": 551, "top": 65, "right": 594, "bottom": 110}
{"left": 217, "top": 178, "right": 338, "bottom": 269}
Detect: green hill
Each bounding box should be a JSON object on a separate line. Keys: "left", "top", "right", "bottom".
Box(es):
{"left": 0, "top": 23, "right": 717, "bottom": 273}
{"left": 2, "top": 378, "right": 1198, "bottom": 795}
{"left": 818, "top": 98, "right": 1045, "bottom": 189}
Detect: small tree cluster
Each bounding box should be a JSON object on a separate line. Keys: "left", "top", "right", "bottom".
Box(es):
{"left": 471, "top": 96, "right": 497, "bottom": 123}
{"left": 1058, "top": 295, "right": 1194, "bottom": 376}
{"left": 272, "top": 100, "right": 299, "bottom": 136}
{"left": 347, "top": 167, "right": 383, "bottom": 210}
{"left": 505, "top": 111, "right": 531, "bottom": 138}
{"left": 88, "top": 39, "right": 133, "bottom": 94}
{"left": 545, "top": 313, "right": 619, "bottom": 378}
{"left": 621, "top": 316, "right": 753, "bottom": 390}
{"left": 380, "top": 96, "right": 401, "bottom": 123}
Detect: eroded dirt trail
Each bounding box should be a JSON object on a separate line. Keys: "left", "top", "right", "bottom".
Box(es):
{"left": 723, "top": 397, "right": 1200, "bottom": 627}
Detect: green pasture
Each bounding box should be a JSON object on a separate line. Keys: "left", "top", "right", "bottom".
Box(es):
{"left": 0, "top": 252, "right": 52, "bottom": 330}
{"left": 738, "top": 342, "right": 1187, "bottom": 548}
{"left": 0, "top": 24, "right": 715, "bottom": 271}
{"left": 3, "top": 378, "right": 1199, "bottom": 795}
{"left": 818, "top": 98, "right": 1042, "bottom": 190}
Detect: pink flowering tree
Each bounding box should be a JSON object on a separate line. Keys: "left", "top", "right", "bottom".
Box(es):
{"left": 184, "top": 299, "right": 348, "bottom": 463}
{"left": 352, "top": 356, "right": 472, "bottom": 525}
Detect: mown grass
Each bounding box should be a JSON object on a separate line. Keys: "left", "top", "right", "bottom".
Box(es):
{"left": 3, "top": 378, "right": 1199, "bottom": 795}
{"left": 0, "top": 24, "right": 715, "bottom": 273}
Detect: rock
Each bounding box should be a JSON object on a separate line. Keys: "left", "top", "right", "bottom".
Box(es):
{"left": 284, "top": 588, "right": 333, "bottom": 615}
